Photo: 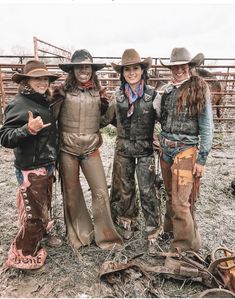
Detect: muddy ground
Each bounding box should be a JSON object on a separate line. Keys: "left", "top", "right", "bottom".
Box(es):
{"left": 0, "top": 127, "right": 235, "bottom": 298}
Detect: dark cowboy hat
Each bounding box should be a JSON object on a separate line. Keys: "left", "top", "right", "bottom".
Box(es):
{"left": 12, "top": 60, "right": 60, "bottom": 83}
{"left": 160, "top": 47, "right": 204, "bottom": 68}
{"left": 59, "top": 49, "right": 106, "bottom": 73}
{"left": 111, "top": 48, "right": 152, "bottom": 73}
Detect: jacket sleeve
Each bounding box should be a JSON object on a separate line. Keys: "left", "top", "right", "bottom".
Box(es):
{"left": 152, "top": 91, "right": 162, "bottom": 121}
{"left": 100, "top": 93, "right": 117, "bottom": 128}
{"left": 0, "top": 102, "right": 32, "bottom": 149}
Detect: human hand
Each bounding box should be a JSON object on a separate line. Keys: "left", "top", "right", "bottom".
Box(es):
{"left": 27, "top": 111, "right": 51, "bottom": 135}
{"left": 51, "top": 83, "right": 65, "bottom": 100}
{"left": 99, "top": 86, "right": 107, "bottom": 98}
{"left": 193, "top": 163, "right": 205, "bottom": 178}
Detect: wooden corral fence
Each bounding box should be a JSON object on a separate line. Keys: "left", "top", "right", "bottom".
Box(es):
{"left": 0, "top": 56, "right": 235, "bottom": 134}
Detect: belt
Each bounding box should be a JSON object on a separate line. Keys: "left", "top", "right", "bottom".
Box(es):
{"left": 161, "top": 137, "right": 187, "bottom": 148}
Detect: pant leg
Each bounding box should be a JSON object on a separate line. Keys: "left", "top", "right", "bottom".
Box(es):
{"left": 110, "top": 154, "right": 139, "bottom": 223}
{"left": 136, "top": 154, "right": 161, "bottom": 229}
{"left": 81, "top": 150, "right": 123, "bottom": 250}
{"left": 170, "top": 147, "right": 201, "bottom": 252}
{"left": 160, "top": 158, "right": 174, "bottom": 233}
{"left": 59, "top": 151, "right": 94, "bottom": 249}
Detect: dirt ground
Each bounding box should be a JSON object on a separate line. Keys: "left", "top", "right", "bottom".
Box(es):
{"left": 0, "top": 128, "right": 235, "bottom": 298}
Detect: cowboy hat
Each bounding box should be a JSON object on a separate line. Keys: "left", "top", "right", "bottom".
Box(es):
{"left": 59, "top": 49, "right": 106, "bottom": 73}
{"left": 12, "top": 60, "right": 60, "bottom": 84}
{"left": 160, "top": 47, "right": 204, "bottom": 68}
{"left": 111, "top": 48, "right": 152, "bottom": 73}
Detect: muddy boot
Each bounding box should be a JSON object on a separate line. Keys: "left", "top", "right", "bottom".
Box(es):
{"left": 117, "top": 216, "right": 134, "bottom": 240}
{"left": 46, "top": 235, "right": 63, "bottom": 248}
{"left": 147, "top": 225, "right": 163, "bottom": 256}
{"left": 161, "top": 231, "right": 174, "bottom": 242}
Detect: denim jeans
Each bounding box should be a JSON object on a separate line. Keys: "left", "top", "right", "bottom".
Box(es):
{"left": 161, "top": 143, "right": 192, "bottom": 165}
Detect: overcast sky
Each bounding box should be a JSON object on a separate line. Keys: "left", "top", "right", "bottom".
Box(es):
{"left": 0, "top": 0, "right": 235, "bottom": 60}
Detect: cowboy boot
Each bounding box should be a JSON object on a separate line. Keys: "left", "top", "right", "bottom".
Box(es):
{"left": 147, "top": 225, "right": 164, "bottom": 255}
{"left": 116, "top": 216, "right": 134, "bottom": 240}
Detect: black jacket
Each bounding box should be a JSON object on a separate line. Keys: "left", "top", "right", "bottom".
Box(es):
{"left": 0, "top": 93, "right": 58, "bottom": 170}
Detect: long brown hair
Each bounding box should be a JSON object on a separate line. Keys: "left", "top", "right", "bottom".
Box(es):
{"left": 176, "top": 75, "right": 208, "bottom": 116}
{"left": 64, "top": 69, "right": 100, "bottom": 92}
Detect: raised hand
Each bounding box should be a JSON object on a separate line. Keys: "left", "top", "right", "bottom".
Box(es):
{"left": 27, "top": 111, "right": 51, "bottom": 135}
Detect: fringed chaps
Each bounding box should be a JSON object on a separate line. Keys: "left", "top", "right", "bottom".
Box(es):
{"left": 6, "top": 168, "right": 53, "bottom": 269}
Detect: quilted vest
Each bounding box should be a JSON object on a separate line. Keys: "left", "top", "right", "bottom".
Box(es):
{"left": 59, "top": 89, "right": 101, "bottom": 154}
{"left": 60, "top": 89, "right": 100, "bottom": 134}
{"left": 115, "top": 85, "right": 156, "bottom": 141}
{"left": 160, "top": 87, "right": 199, "bottom": 136}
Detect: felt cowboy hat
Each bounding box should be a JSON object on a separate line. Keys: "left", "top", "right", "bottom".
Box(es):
{"left": 12, "top": 60, "right": 60, "bottom": 83}
{"left": 111, "top": 48, "right": 152, "bottom": 73}
{"left": 59, "top": 49, "right": 106, "bottom": 73}
{"left": 160, "top": 47, "right": 204, "bottom": 68}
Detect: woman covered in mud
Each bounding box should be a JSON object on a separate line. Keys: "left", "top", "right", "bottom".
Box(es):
{"left": 101, "top": 48, "right": 162, "bottom": 253}
{"left": 156, "top": 47, "right": 214, "bottom": 253}
{"left": 57, "top": 49, "right": 123, "bottom": 251}
{"left": 0, "top": 60, "right": 61, "bottom": 270}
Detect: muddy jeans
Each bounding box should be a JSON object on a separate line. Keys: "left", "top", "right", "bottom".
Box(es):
{"left": 110, "top": 153, "right": 161, "bottom": 231}
{"left": 160, "top": 145, "right": 201, "bottom": 252}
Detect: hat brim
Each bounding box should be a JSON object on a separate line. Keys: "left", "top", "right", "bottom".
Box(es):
{"left": 160, "top": 53, "right": 204, "bottom": 68}
{"left": 111, "top": 57, "right": 152, "bottom": 73}
{"left": 59, "top": 62, "right": 106, "bottom": 73}
{"left": 12, "top": 72, "right": 60, "bottom": 84}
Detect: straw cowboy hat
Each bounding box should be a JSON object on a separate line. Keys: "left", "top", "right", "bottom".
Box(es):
{"left": 12, "top": 60, "right": 60, "bottom": 84}
{"left": 160, "top": 47, "right": 204, "bottom": 68}
{"left": 111, "top": 48, "right": 152, "bottom": 73}
{"left": 59, "top": 49, "right": 106, "bottom": 73}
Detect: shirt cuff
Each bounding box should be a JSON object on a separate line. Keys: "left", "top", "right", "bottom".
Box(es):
{"left": 196, "top": 151, "right": 209, "bottom": 165}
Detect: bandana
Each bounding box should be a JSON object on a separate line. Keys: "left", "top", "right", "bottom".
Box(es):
{"left": 80, "top": 80, "right": 94, "bottom": 90}
{"left": 124, "top": 80, "right": 144, "bottom": 117}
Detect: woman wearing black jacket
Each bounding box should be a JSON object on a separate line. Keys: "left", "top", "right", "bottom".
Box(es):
{"left": 0, "top": 60, "right": 60, "bottom": 270}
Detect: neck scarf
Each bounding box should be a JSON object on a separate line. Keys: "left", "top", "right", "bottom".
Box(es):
{"left": 124, "top": 80, "right": 144, "bottom": 117}
{"left": 80, "top": 80, "right": 94, "bottom": 90}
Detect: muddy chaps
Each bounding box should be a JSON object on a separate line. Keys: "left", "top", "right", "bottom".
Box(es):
{"left": 5, "top": 170, "right": 54, "bottom": 269}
